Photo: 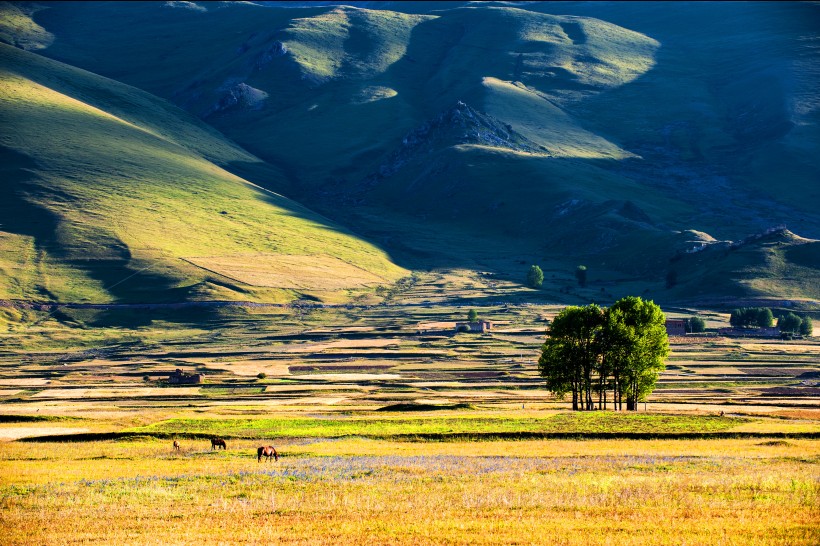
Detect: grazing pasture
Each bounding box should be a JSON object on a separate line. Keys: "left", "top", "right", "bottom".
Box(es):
{"left": 0, "top": 437, "right": 817, "bottom": 545}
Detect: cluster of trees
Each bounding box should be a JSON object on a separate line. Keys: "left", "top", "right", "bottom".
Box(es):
{"left": 538, "top": 297, "right": 669, "bottom": 411}
{"left": 729, "top": 307, "right": 774, "bottom": 328}
{"left": 778, "top": 312, "right": 813, "bottom": 336}
{"left": 729, "top": 307, "right": 814, "bottom": 336}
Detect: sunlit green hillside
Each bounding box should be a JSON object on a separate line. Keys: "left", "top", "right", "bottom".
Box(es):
{"left": 0, "top": 43, "right": 405, "bottom": 304}
{"left": 666, "top": 229, "right": 820, "bottom": 307}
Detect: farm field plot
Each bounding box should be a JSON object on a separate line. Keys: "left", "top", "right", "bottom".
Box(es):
{"left": 0, "top": 299, "right": 817, "bottom": 416}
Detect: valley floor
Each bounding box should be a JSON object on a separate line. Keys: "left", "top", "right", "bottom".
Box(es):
{"left": 0, "top": 289, "right": 817, "bottom": 544}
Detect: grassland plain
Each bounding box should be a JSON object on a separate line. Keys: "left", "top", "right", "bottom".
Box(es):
{"left": 133, "top": 413, "right": 748, "bottom": 439}
{"left": 0, "top": 436, "right": 817, "bottom": 545}
{"left": 0, "top": 299, "right": 818, "bottom": 543}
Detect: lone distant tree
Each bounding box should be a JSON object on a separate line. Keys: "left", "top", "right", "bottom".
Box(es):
{"left": 468, "top": 308, "right": 479, "bottom": 322}
{"left": 527, "top": 265, "right": 544, "bottom": 288}
{"left": 665, "top": 270, "right": 678, "bottom": 289}
{"left": 686, "top": 316, "right": 706, "bottom": 333}
{"left": 575, "top": 265, "right": 587, "bottom": 288}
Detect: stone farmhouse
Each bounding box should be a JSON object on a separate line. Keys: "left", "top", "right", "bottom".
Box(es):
{"left": 167, "top": 368, "right": 204, "bottom": 384}
{"left": 454, "top": 320, "right": 493, "bottom": 333}
{"left": 665, "top": 319, "right": 687, "bottom": 336}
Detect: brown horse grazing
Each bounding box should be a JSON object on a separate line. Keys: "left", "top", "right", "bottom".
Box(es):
{"left": 257, "top": 446, "right": 278, "bottom": 463}
{"left": 173, "top": 440, "right": 181, "bottom": 452}
{"left": 211, "top": 437, "right": 227, "bottom": 450}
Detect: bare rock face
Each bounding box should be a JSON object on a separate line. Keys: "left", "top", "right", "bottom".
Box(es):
{"left": 376, "top": 101, "right": 543, "bottom": 178}
{"left": 255, "top": 40, "right": 288, "bottom": 70}
{"left": 203, "top": 82, "right": 268, "bottom": 117}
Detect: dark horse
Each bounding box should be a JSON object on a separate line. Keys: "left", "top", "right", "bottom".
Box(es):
{"left": 257, "top": 445, "right": 278, "bottom": 462}
{"left": 211, "top": 437, "right": 227, "bottom": 450}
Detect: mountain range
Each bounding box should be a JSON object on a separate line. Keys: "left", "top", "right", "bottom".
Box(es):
{"left": 1, "top": 1, "right": 818, "bottom": 309}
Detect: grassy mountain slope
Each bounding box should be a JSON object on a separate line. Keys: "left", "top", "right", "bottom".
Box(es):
{"left": 665, "top": 229, "right": 820, "bottom": 307}
{"left": 526, "top": 1, "right": 820, "bottom": 236}
{"left": 0, "top": 43, "right": 405, "bottom": 304}
{"left": 28, "top": 3, "right": 659, "bottom": 180}
{"left": 4, "top": 2, "right": 818, "bottom": 304}
{"left": 0, "top": 2, "right": 52, "bottom": 51}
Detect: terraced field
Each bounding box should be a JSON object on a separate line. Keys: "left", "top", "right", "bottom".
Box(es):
{"left": 0, "top": 274, "right": 816, "bottom": 425}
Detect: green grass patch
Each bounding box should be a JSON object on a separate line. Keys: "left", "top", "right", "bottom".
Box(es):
{"left": 132, "top": 413, "right": 748, "bottom": 439}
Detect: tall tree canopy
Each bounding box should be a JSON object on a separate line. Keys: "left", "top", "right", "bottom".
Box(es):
{"left": 538, "top": 297, "right": 669, "bottom": 411}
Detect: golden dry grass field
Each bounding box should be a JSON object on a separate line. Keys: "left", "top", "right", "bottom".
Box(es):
{"left": 1, "top": 436, "right": 817, "bottom": 545}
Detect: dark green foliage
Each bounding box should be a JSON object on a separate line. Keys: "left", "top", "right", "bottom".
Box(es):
{"left": 257, "top": 372, "right": 267, "bottom": 379}
{"left": 467, "top": 309, "right": 479, "bottom": 322}
{"left": 527, "top": 265, "right": 544, "bottom": 289}
{"left": 778, "top": 312, "right": 803, "bottom": 334}
{"left": 538, "top": 303, "right": 603, "bottom": 410}
{"left": 666, "top": 270, "right": 677, "bottom": 289}
{"left": 757, "top": 307, "right": 774, "bottom": 328}
{"left": 538, "top": 297, "right": 669, "bottom": 411}
{"left": 575, "top": 265, "right": 587, "bottom": 288}
{"left": 730, "top": 307, "right": 774, "bottom": 328}
{"left": 799, "top": 316, "right": 813, "bottom": 336}
{"left": 686, "top": 316, "right": 706, "bottom": 333}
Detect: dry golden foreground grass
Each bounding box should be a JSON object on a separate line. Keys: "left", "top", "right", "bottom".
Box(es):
{"left": 0, "top": 438, "right": 817, "bottom": 545}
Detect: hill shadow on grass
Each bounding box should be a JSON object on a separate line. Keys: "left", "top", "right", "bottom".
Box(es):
{"left": 0, "top": 146, "right": 193, "bottom": 324}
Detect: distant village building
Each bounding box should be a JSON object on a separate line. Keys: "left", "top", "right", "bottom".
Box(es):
{"left": 454, "top": 320, "right": 493, "bottom": 333}
{"left": 167, "top": 368, "right": 204, "bottom": 384}
{"left": 665, "top": 319, "right": 687, "bottom": 336}
{"left": 718, "top": 327, "right": 780, "bottom": 338}
{"left": 416, "top": 320, "right": 493, "bottom": 335}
